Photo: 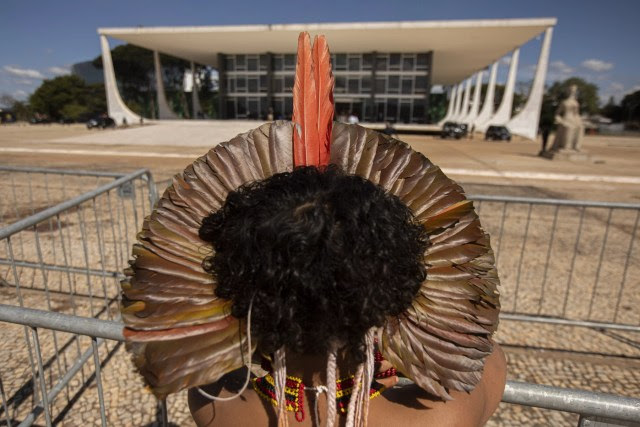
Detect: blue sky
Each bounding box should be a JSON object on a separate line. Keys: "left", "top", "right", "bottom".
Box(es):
{"left": 1, "top": 0, "right": 639, "bottom": 104}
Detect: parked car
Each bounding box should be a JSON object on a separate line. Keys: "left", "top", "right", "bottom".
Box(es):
{"left": 440, "top": 122, "right": 468, "bottom": 139}
{"left": 86, "top": 116, "right": 116, "bottom": 129}
{"left": 485, "top": 125, "right": 511, "bottom": 141}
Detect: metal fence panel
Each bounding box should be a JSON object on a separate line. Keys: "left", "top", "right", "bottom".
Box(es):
{"left": 0, "top": 168, "right": 156, "bottom": 426}
{"left": 1, "top": 168, "right": 639, "bottom": 426}
{"left": 470, "top": 195, "right": 640, "bottom": 330}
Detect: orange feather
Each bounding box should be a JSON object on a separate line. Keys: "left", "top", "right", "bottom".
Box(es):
{"left": 312, "top": 35, "right": 334, "bottom": 166}
{"left": 292, "top": 32, "right": 334, "bottom": 167}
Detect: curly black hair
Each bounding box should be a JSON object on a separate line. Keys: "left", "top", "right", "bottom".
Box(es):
{"left": 199, "top": 165, "right": 428, "bottom": 362}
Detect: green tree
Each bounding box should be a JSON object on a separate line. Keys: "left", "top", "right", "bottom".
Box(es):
{"left": 546, "top": 78, "right": 599, "bottom": 115}
{"left": 0, "top": 94, "right": 32, "bottom": 121}
{"left": 621, "top": 90, "right": 640, "bottom": 124}
{"left": 601, "top": 96, "right": 623, "bottom": 122}
{"left": 29, "top": 75, "right": 106, "bottom": 121}
{"left": 539, "top": 77, "right": 600, "bottom": 131}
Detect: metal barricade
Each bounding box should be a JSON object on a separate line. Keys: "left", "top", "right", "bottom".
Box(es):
{"left": 1, "top": 306, "right": 639, "bottom": 426}
{"left": 469, "top": 195, "right": 640, "bottom": 334}
{"left": 0, "top": 167, "right": 157, "bottom": 426}
{"left": 1, "top": 169, "right": 639, "bottom": 426}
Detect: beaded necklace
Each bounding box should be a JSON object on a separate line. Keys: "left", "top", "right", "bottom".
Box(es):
{"left": 252, "top": 372, "right": 389, "bottom": 422}
{"left": 253, "top": 349, "right": 396, "bottom": 422}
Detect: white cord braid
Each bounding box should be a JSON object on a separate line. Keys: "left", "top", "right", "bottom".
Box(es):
{"left": 361, "top": 328, "right": 376, "bottom": 427}
{"left": 196, "top": 296, "right": 255, "bottom": 402}
{"left": 273, "top": 346, "right": 289, "bottom": 427}
{"left": 325, "top": 342, "right": 338, "bottom": 427}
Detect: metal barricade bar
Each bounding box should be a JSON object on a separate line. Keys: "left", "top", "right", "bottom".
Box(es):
{"left": 2, "top": 304, "right": 639, "bottom": 425}
{"left": 468, "top": 194, "right": 640, "bottom": 210}
{"left": 0, "top": 169, "right": 155, "bottom": 240}
{"left": 0, "top": 166, "right": 129, "bottom": 178}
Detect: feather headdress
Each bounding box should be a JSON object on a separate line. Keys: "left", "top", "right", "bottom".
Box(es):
{"left": 121, "top": 32, "right": 500, "bottom": 402}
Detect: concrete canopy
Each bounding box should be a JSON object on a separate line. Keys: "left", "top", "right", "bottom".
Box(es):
{"left": 99, "top": 18, "right": 556, "bottom": 85}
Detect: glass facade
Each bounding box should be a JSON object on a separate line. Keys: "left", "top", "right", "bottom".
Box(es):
{"left": 219, "top": 51, "right": 432, "bottom": 123}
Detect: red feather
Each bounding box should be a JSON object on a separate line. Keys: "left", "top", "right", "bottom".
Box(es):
{"left": 312, "top": 35, "right": 334, "bottom": 166}
{"left": 292, "top": 32, "right": 334, "bottom": 167}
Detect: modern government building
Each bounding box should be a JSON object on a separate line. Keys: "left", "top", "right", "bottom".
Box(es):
{"left": 98, "top": 18, "right": 555, "bottom": 140}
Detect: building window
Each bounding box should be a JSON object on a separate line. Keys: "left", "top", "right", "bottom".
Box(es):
{"left": 260, "top": 54, "right": 269, "bottom": 71}
{"left": 236, "top": 55, "right": 246, "bottom": 71}
{"left": 236, "top": 76, "right": 247, "bottom": 92}
{"left": 335, "top": 76, "right": 346, "bottom": 94}
{"left": 401, "top": 78, "right": 412, "bottom": 94}
{"left": 348, "top": 78, "right": 359, "bottom": 94}
{"left": 284, "top": 75, "right": 294, "bottom": 92}
{"left": 389, "top": 54, "right": 401, "bottom": 70}
{"left": 225, "top": 56, "right": 235, "bottom": 72}
{"left": 417, "top": 54, "right": 428, "bottom": 70}
{"left": 376, "top": 55, "right": 388, "bottom": 71}
{"left": 248, "top": 77, "right": 258, "bottom": 93}
{"left": 362, "top": 54, "right": 373, "bottom": 70}
{"left": 284, "top": 54, "right": 295, "bottom": 71}
{"left": 348, "top": 55, "right": 360, "bottom": 71}
{"left": 388, "top": 76, "right": 399, "bottom": 93}
{"left": 402, "top": 55, "right": 415, "bottom": 71}
{"left": 415, "top": 76, "right": 427, "bottom": 94}
{"left": 334, "top": 54, "right": 347, "bottom": 71}
{"left": 247, "top": 57, "right": 258, "bottom": 71}
{"left": 361, "top": 76, "right": 372, "bottom": 92}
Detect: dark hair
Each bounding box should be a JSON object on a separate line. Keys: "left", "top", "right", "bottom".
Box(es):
{"left": 199, "top": 166, "right": 428, "bottom": 361}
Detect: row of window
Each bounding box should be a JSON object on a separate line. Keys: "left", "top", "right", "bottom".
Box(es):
{"left": 226, "top": 74, "right": 428, "bottom": 95}
{"left": 225, "top": 96, "right": 427, "bottom": 123}
{"left": 223, "top": 53, "right": 431, "bottom": 73}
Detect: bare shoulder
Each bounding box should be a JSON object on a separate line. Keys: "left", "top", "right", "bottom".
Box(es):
{"left": 370, "top": 343, "right": 507, "bottom": 427}
{"left": 188, "top": 368, "right": 275, "bottom": 427}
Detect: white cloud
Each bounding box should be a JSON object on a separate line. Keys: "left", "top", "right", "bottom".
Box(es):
{"left": 549, "top": 61, "right": 574, "bottom": 74}
{"left": 3, "top": 65, "right": 45, "bottom": 79}
{"left": 15, "top": 78, "right": 37, "bottom": 86}
{"left": 12, "top": 89, "right": 28, "bottom": 99}
{"left": 48, "top": 66, "right": 70, "bottom": 76}
{"left": 610, "top": 82, "right": 624, "bottom": 92}
{"left": 581, "top": 59, "right": 614, "bottom": 72}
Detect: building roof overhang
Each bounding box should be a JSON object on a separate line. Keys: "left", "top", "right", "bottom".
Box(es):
{"left": 99, "top": 18, "right": 556, "bottom": 85}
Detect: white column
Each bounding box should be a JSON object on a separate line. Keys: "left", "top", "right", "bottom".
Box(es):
{"left": 488, "top": 48, "right": 519, "bottom": 126}
{"left": 474, "top": 62, "right": 498, "bottom": 131}
{"left": 451, "top": 82, "right": 464, "bottom": 121}
{"left": 508, "top": 28, "right": 554, "bottom": 140}
{"left": 191, "top": 62, "right": 204, "bottom": 119}
{"left": 438, "top": 85, "right": 457, "bottom": 125}
{"left": 458, "top": 78, "right": 472, "bottom": 122}
{"left": 154, "top": 51, "right": 179, "bottom": 120}
{"left": 99, "top": 35, "right": 141, "bottom": 126}
{"left": 464, "top": 72, "right": 483, "bottom": 128}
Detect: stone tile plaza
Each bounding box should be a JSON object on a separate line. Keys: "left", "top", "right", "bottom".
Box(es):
{"left": 1, "top": 10, "right": 640, "bottom": 427}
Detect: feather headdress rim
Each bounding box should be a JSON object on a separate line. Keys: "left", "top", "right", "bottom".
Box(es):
{"left": 120, "top": 32, "right": 500, "bottom": 401}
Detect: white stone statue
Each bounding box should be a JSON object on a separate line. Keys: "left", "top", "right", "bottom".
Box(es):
{"left": 550, "top": 84, "right": 584, "bottom": 153}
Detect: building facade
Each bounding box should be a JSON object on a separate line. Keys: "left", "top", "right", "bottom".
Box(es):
{"left": 98, "top": 18, "right": 556, "bottom": 139}
{"left": 219, "top": 52, "right": 432, "bottom": 123}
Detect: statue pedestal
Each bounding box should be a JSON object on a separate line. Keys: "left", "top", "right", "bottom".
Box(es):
{"left": 542, "top": 149, "right": 590, "bottom": 161}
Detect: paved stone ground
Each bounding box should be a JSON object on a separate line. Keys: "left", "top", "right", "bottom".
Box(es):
{"left": 1, "top": 124, "right": 639, "bottom": 425}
